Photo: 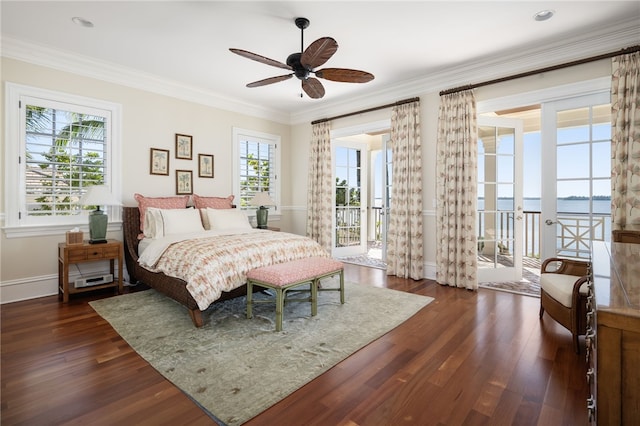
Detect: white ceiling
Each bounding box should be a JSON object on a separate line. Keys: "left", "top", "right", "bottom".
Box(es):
{"left": 2, "top": 1, "right": 639, "bottom": 123}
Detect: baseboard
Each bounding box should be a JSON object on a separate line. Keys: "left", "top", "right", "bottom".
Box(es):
{"left": 0, "top": 274, "right": 59, "bottom": 304}
{"left": 0, "top": 266, "right": 130, "bottom": 304}
{"left": 423, "top": 261, "right": 436, "bottom": 280}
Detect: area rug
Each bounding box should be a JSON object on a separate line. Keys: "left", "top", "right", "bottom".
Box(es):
{"left": 89, "top": 281, "right": 433, "bottom": 425}
{"left": 479, "top": 280, "right": 540, "bottom": 297}
{"left": 479, "top": 255, "right": 541, "bottom": 297}
{"left": 338, "top": 254, "right": 387, "bottom": 270}
{"left": 479, "top": 268, "right": 541, "bottom": 297}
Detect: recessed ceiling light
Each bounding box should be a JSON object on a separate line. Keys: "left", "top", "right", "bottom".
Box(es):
{"left": 72, "top": 17, "right": 94, "bottom": 28}
{"left": 533, "top": 10, "right": 555, "bottom": 22}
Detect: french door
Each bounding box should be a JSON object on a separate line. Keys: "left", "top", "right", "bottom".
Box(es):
{"left": 377, "top": 134, "right": 392, "bottom": 261}
{"left": 332, "top": 142, "right": 368, "bottom": 257}
{"left": 477, "top": 116, "right": 524, "bottom": 282}
{"left": 540, "top": 92, "right": 611, "bottom": 260}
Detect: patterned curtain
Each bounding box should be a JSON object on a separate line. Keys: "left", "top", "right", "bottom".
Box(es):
{"left": 435, "top": 90, "right": 478, "bottom": 290}
{"left": 306, "top": 121, "right": 333, "bottom": 251}
{"left": 387, "top": 101, "right": 424, "bottom": 280}
{"left": 611, "top": 51, "right": 640, "bottom": 231}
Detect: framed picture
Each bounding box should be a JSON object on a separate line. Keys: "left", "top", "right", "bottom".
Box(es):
{"left": 150, "top": 148, "right": 170, "bottom": 175}
{"left": 198, "top": 154, "right": 214, "bottom": 178}
{"left": 175, "top": 134, "right": 192, "bottom": 160}
{"left": 176, "top": 170, "right": 193, "bottom": 195}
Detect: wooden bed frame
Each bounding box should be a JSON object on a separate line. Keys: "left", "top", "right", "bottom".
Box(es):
{"left": 122, "top": 206, "right": 250, "bottom": 327}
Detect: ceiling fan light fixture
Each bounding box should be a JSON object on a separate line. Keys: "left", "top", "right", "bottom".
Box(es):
{"left": 533, "top": 10, "right": 554, "bottom": 22}
{"left": 286, "top": 52, "right": 310, "bottom": 80}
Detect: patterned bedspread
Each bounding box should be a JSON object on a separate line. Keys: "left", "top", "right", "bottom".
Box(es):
{"left": 139, "top": 230, "right": 329, "bottom": 310}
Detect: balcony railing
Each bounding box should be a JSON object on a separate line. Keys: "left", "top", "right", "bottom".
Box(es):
{"left": 338, "top": 206, "right": 610, "bottom": 260}
{"left": 478, "top": 210, "right": 610, "bottom": 260}
{"left": 335, "top": 206, "right": 384, "bottom": 247}
{"left": 336, "top": 206, "right": 361, "bottom": 247}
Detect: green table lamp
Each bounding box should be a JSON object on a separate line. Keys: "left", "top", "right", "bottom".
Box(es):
{"left": 80, "top": 185, "right": 121, "bottom": 244}
{"left": 250, "top": 192, "right": 276, "bottom": 229}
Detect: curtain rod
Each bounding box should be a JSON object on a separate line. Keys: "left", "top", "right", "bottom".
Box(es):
{"left": 439, "top": 45, "right": 640, "bottom": 97}
{"left": 311, "top": 97, "right": 420, "bottom": 125}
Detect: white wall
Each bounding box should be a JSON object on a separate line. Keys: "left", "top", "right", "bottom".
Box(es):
{"left": 0, "top": 58, "right": 291, "bottom": 303}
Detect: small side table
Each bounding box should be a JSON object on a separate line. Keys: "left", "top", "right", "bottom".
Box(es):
{"left": 58, "top": 239, "right": 124, "bottom": 302}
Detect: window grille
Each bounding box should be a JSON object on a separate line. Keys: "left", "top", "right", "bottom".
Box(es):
{"left": 25, "top": 105, "right": 107, "bottom": 217}
{"left": 233, "top": 128, "right": 280, "bottom": 213}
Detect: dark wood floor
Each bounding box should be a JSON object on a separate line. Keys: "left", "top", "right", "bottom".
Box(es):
{"left": 1, "top": 264, "right": 588, "bottom": 425}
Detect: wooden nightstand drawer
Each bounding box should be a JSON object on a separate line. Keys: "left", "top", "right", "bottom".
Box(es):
{"left": 86, "top": 247, "right": 105, "bottom": 260}
{"left": 101, "top": 245, "right": 120, "bottom": 258}
{"left": 66, "top": 247, "right": 88, "bottom": 262}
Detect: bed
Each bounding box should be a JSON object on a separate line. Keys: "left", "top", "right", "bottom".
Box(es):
{"left": 122, "top": 206, "right": 329, "bottom": 327}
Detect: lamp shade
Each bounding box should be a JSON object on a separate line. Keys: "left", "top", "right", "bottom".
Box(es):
{"left": 250, "top": 192, "right": 275, "bottom": 207}
{"left": 80, "top": 185, "right": 121, "bottom": 208}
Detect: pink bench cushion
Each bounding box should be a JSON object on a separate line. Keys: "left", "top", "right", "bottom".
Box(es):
{"left": 246, "top": 257, "right": 343, "bottom": 287}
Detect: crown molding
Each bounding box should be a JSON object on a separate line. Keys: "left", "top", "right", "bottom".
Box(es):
{"left": 0, "top": 36, "right": 291, "bottom": 124}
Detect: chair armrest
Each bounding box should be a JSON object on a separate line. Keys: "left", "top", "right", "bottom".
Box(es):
{"left": 541, "top": 257, "right": 590, "bottom": 276}
{"left": 571, "top": 275, "right": 589, "bottom": 309}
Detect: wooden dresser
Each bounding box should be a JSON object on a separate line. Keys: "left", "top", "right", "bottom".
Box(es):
{"left": 587, "top": 241, "right": 640, "bottom": 424}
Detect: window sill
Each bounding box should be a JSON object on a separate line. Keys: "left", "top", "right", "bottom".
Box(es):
{"left": 3, "top": 222, "right": 122, "bottom": 239}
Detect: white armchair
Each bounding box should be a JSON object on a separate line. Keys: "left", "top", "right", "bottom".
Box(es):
{"left": 539, "top": 257, "right": 590, "bottom": 353}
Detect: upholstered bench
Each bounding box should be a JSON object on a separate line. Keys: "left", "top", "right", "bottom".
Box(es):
{"left": 246, "top": 256, "right": 345, "bottom": 331}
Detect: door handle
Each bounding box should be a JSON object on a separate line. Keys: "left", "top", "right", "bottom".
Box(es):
{"left": 545, "top": 219, "right": 557, "bottom": 225}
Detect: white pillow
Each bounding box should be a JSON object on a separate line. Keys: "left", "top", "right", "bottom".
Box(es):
{"left": 160, "top": 208, "right": 205, "bottom": 236}
{"left": 206, "top": 208, "right": 252, "bottom": 231}
{"left": 143, "top": 207, "right": 165, "bottom": 239}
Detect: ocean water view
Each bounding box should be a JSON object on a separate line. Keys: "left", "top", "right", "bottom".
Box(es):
{"left": 479, "top": 197, "right": 612, "bottom": 214}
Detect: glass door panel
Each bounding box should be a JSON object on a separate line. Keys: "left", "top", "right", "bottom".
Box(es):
{"left": 333, "top": 142, "right": 368, "bottom": 257}
{"left": 540, "top": 93, "right": 611, "bottom": 260}
{"left": 380, "top": 134, "right": 392, "bottom": 261}
{"left": 477, "top": 116, "right": 523, "bottom": 282}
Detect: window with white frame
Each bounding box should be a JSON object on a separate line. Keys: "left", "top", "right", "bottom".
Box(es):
{"left": 232, "top": 127, "right": 280, "bottom": 213}
{"left": 4, "top": 83, "right": 122, "bottom": 237}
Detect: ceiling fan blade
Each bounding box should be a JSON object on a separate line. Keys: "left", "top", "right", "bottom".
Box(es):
{"left": 246, "top": 74, "right": 293, "bottom": 88}
{"left": 302, "top": 77, "right": 325, "bottom": 99}
{"left": 314, "top": 68, "right": 375, "bottom": 83}
{"left": 301, "top": 37, "right": 338, "bottom": 69}
{"left": 229, "top": 48, "right": 292, "bottom": 70}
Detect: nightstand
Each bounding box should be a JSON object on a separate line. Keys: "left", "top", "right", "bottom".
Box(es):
{"left": 58, "top": 239, "right": 123, "bottom": 302}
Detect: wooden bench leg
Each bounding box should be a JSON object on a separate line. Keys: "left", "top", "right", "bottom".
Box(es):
{"left": 311, "top": 281, "right": 318, "bottom": 316}
{"left": 316, "top": 270, "right": 345, "bottom": 304}
{"left": 246, "top": 280, "right": 254, "bottom": 319}
{"left": 339, "top": 269, "right": 345, "bottom": 304}
{"left": 275, "top": 288, "right": 285, "bottom": 332}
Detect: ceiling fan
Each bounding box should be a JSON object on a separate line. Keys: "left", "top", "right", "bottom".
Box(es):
{"left": 229, "top": 17, "right": 374, "bottom": 99}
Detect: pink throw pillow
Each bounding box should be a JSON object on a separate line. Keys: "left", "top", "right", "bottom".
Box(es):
{"left": 192, "top": 194, "right": 234, "bottom": 209}
{"left": 134, "top": 193, "right": 189, "bottom": 233}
